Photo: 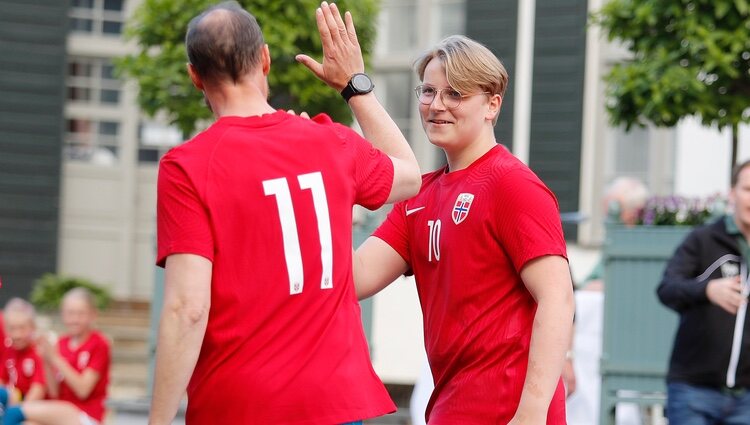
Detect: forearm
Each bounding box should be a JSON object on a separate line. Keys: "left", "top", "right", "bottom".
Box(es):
{"left": 49, "top": 355, "right": 96, "bottom": 399}
{"left": 515, "top": 296, "right": 574, "bottom": 419}
{"left": 349, "top": 93, "right": 414, "bottom": 164}
{"left": 24, "top": 383, "right": 45, "bottom": 402}
{"left": 42, "top": 358, "right": 59, "bottom": 398}
{"left": 657, "top": 276, "right": 710, "bottom": 311}
{"left": 348, "top": 93, "right": 420, "bottom": 201}
{"left": 148, "top": 301, "right": 208, "bottom": 425}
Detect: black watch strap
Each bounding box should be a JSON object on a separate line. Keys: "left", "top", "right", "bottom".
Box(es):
{"left": 341, "top": 84, "right": 359, "bottom": 103}
{"left": 340, "top": 73, "right": 374, "bottom": 103}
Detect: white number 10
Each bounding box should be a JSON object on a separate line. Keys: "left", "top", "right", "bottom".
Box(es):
{"left": 263, "top": 172, "right": 333, "bottom": 295}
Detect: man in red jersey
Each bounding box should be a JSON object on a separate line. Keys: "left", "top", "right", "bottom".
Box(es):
{"left": 1, "top": 288, "right": 110, "bottom": 425}
{"left": 149, "top": 1, "right": 421, "bottom": 424}
{"left": 354, "top": 35, "right": 575, "bottom": 424}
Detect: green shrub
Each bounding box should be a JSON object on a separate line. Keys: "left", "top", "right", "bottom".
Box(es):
{"left": 29, "top": 274, "right": 112, "bottom": 311}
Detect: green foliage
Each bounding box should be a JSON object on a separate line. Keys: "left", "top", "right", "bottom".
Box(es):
{"left": 116, "top": 0, "right": 379, "bottom": 137}
{"left": 591, "top": 0, "right": 750, "bottom": 131}
{"left": 30, "top": 274, "right": 112, "bottom": 311}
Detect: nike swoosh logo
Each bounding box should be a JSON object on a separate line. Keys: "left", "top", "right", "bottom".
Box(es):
{"left": 405, "top": 206, "right": 425, "bottom": 216}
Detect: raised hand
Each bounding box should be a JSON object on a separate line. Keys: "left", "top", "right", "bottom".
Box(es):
{"left": 296, "top": 2, "right": 364, "bottom": 91}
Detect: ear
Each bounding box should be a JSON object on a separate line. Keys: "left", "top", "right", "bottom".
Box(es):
{"left": 261, "top": 44, "right": 271, "bottom": 76}
{"left": 187, "top": 63, "right": 204, "bottom": 91}
{"left": 485, "top": 94, "right": 502, "bottom": 122}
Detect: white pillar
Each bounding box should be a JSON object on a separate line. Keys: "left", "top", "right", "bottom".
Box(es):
{"left": 512, "top": 0, "right": 536, "bottom": 164}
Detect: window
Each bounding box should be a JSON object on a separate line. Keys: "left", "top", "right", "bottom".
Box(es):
{"left": 432, "top": 0, "right": 466, "bottom": 42}
{"left": 138, "top": 121, "right": 183, "bottom": 163}
{"left": 376, "top": 0, "right": 418, "bottom": 56}
{"left": 379, "top": 71, "right": 414, "bottom": 137}
{"left": 64, "top": 118, "right": 119, "bottom": 165}
{"left": 70, "top": 0, "right": 126, "bottom": 36}
{"left": 67, "top": 57, "right": 122, "bottom": 105}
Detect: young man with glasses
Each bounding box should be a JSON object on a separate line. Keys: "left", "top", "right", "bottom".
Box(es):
{"left": 353, "top": 35, "right": 575, "bottom": 424}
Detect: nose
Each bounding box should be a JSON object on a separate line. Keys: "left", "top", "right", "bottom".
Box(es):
{"left": 429, "top": 91, "right": 447, "bottom": 112}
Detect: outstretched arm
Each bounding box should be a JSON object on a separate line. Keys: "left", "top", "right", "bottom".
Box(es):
{"left": 148, "top": 254, "right": 212, "bottom": 425}
{"left": 354, "top": 237, "right": 409, "bottom": 300}
{"left": 296, "top": 2, "right": 421, "bottom": 203}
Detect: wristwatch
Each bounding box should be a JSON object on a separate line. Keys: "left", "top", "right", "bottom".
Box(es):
{"left": 341, "top": 73, "right": 374, "bottom": 102}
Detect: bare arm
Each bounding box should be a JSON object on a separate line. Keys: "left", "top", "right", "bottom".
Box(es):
{"left": 44, "top": 355, "right": 100, "bottom": 400}
{"left": 35, "top": 333, "right": 60, "bottom": 398}
{"left": 353, "top": 237, "right": 409, "bottom": 299}
{"left": 23, "top": 382, "right": 45, "bottom": 402}
{"left": 510, "top": 255, "right": 575, "bottom": 424}
{"left": 296, "top": 2, "right": 421, "bottom": 203}
{"left": 148, "top": 254, "right": 212, "bottom": 425}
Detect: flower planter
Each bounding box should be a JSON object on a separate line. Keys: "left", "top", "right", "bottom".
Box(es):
{"left": 599, "top": 223, "right": 693, "bottom": 425}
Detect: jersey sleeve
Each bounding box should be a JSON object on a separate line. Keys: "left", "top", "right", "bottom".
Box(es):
{"left": 86, "top": 335, "right": 110, "bottom": 376}
{"left": 372, "top": 202, "right": 411, "bottom": 266}
{"left": 156, "top": 155, "right": 214, "bottom": 267}
{"left": 0, "top": 353, "right": 8, "bottom": 383}
{"left": 31, "top": 351, "right": 46, "bottom": 386}
{"left": 494, "top": 169, "right": 567, "bottom": 272}
{"left": 335, "top": 124, "right": 394, "bottom": 210}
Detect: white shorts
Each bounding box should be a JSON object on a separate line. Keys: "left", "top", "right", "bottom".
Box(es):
{"left": 79, "top": 412, "right": 100, "bottom": 425}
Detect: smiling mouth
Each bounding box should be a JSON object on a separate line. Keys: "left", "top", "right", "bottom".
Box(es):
{"left": 429, "top": 119, "right": 453, "bottom": 124}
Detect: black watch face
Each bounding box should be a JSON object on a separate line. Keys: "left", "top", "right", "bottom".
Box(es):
{"left": 351, "top": 74, "right": 373, "bottom": 92}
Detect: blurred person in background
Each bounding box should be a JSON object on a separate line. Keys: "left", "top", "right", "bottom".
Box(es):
{"left": 1, "top": 287, "right": 110, "bottom": 425}
{"left": 657, "top": 159, "right": 750, "bottom": 424}
{"left": 581, "top": 176, "right": 649, "bottom": 291}
{"left": 0, "top": 298, "right": 45, "bottom": 405}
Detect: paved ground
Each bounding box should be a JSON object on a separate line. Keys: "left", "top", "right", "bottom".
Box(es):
{"left": 106, "top": 400, "right": 409, "bottom": 425}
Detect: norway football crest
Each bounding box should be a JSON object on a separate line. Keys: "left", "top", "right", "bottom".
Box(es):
{"left": 452, "top": 193, "right": 474, "bottom": 225}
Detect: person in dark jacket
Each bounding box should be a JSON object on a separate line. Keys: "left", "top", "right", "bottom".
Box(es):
{"left": 658, "top": 159, "right": 750, "bottom": 424}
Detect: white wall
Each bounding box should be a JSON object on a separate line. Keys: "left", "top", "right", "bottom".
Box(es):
{"left": 370, "top": 276, "right": 425, "bottom": 384}
{"left": 674, "top": 119, "right": 750, "bottom": 197}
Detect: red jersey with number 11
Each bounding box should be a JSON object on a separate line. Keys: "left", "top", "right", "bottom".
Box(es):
{"left": 156, "top": 111, "right": 396, "bottom": 424}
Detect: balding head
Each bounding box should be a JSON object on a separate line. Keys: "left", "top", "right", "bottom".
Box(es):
{"left": 62, "top": 287, "right": 97, "bottom": 311}
{"left": 604, "top": 177, "right": 649, "bottom": 226}
{"left": 186, "top": 1, "right": 265, "bottom": 84}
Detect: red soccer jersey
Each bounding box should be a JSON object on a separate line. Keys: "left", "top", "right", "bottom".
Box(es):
{"left": 0, "top": 345, "right": 45, "bottom": 397}
{"left": 374, "top": 145, "right": 568, "bottom": 424}
{"left": 57, "top": 331, "right": 110, "bottom": 422}
{"left": 156, "top": 111, "right": 396, "bottom": 424}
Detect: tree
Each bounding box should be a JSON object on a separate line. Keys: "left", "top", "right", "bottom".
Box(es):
{"left": 592, "top": 0, "right": 750, "bottom": 169}
{"left": 117, "top": 0, "right": 378, "bottom": 137}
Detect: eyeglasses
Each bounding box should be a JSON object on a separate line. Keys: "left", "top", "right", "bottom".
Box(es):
{"left": 414, "top": 85, "right": 490, "bottom": 109}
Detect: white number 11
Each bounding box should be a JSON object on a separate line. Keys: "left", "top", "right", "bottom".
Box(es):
{"left": 263, "top": 172, "right": 333, "bottom": 295}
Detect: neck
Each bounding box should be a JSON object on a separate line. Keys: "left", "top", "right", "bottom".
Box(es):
{"left": 205, "top": 76, "right": 276, "bottom": 119}
{"left": 734, "top": 215, "right": 750, "bottom": 241}
{"left": 71, "top": 329, "right": 91, "bottom": 345}
{"left": 444, "top": 128, "right": 498, "bottom": 172}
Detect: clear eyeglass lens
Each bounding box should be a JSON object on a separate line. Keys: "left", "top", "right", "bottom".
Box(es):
{"left": 415, "top": 86, "right": 462, "bottom": 108}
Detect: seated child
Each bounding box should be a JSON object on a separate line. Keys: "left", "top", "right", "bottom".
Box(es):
{"left": 2, "top": 287, "right": 110, "bottom": 425}
{"left": 0, "top": 298, "right": 45, "bottom": 404}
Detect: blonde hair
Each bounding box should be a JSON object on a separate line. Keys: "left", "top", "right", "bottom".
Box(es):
{"left": 62, "top": 287, "right": 97, "bottom": 311}
{"left": 414, "top": 35, "right": 509, "bottom": 124}
{"left": 4, "top": 297, "right": 36, "bottom": 323}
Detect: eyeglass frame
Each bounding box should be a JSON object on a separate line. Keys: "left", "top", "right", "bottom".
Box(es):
{"left": 413, "top": 84, "right": 491, "bottom": 109}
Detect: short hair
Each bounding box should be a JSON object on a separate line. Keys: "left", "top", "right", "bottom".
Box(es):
{"left": 186, "top": 1, "right": 265, "bottom": 84}
{"left": 605, "top": 176, "right": 649, "bottom": 212}
{"left": 4, "top": 297, "right": 36, "bottom": 322}
{"left": 62, "top": 287, "right": 97, "bottom": 311}
{"left": 731, "top": 159, "right": 750, "bottom": 187}
{"left": 414, "top": 35, "right": 509, "bottom": 124}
